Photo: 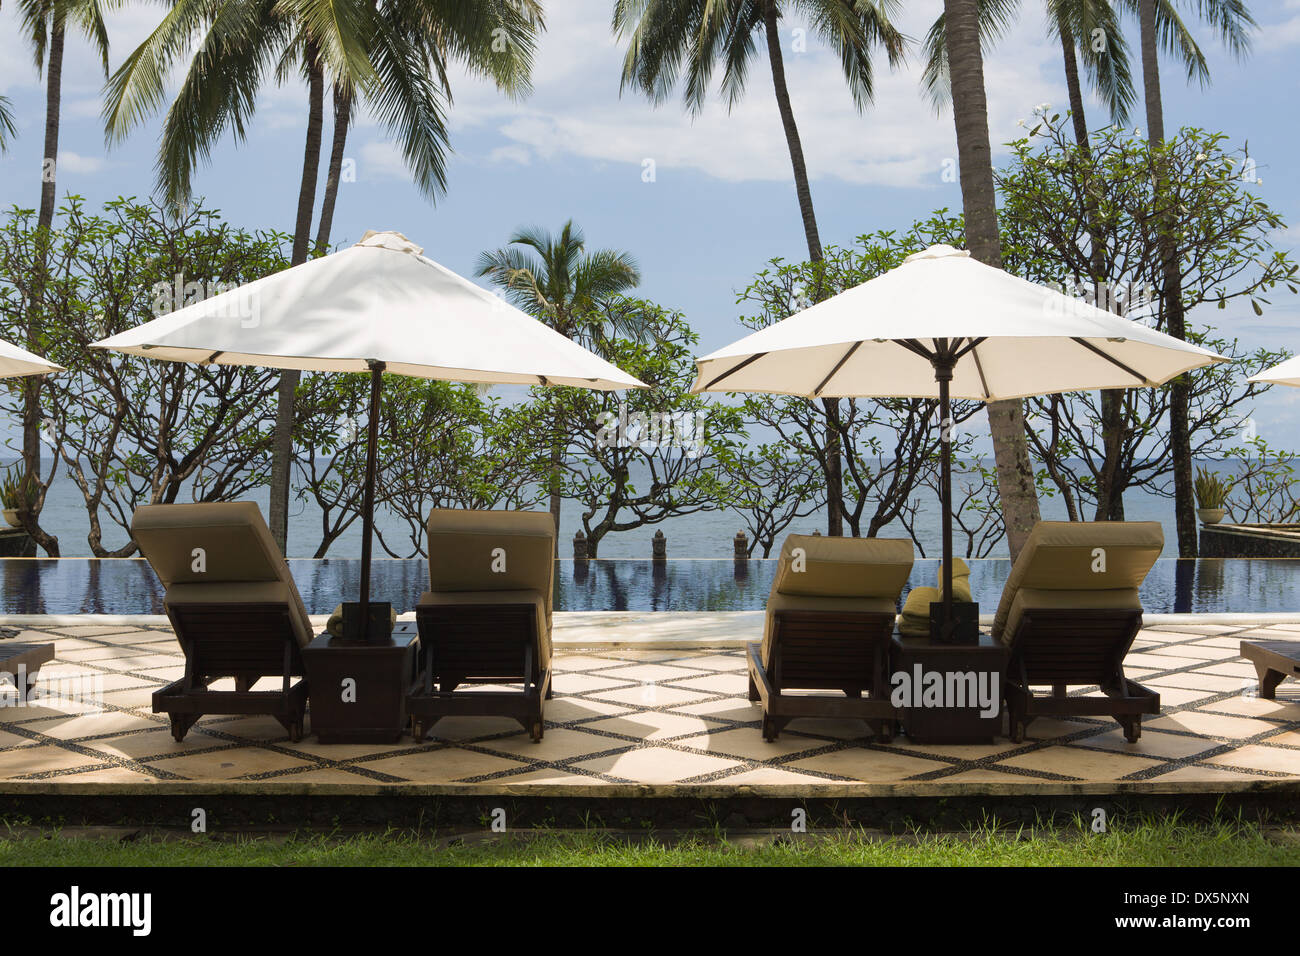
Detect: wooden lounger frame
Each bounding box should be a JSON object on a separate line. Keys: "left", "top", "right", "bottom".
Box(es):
{"left": 746, "top": 610, "right": 899, "bottom": 742}
{"left": 1003, "top": 607, "right": 1159, "bottom": 743}
{"left": 153, "top": 602, "right": 309, "bottom": 742}
{"left": 407, "top": 603, "right": 552, "bottom": 743}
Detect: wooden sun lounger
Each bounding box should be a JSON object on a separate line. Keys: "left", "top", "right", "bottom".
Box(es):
{"left": 746, "top": 535, "right": 913, "bottom": 742}
{"left": 133, "top": 502, "right": 313, "bottom": 742}
{"left": 407, "top": 509, "right": 555, "bottom": 743}
{"left": 994, "top": 522, "right": 1164, "bottom": 743}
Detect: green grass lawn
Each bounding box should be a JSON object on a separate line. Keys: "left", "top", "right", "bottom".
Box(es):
{"left": 2, "top": 817, "right": 1297, "bottom": 866}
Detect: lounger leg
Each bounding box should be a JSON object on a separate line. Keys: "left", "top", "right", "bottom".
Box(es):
{"left": 762, "top": 714, "right": 786, "bottom": 742}
{"left": 1119, "top": 715, "right": 1141, "bottom": 744}
{"left": 747, "top": 673, "right": 759, "bottom": 702}
{"left": 170, "top": 713, "right": 199, "bottom": 743}
{"left": 275, "top": 715, "right": 304, "bottom": 742}
{"left": 411, "top": 717, "right": 427, "bottom": 743}
{"left": 1255, "top": 663, "right": 1285, "bottom": 700}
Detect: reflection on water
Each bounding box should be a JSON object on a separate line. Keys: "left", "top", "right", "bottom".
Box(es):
{"left": 0, "top": 557, "right": 1294, "bottom": 615}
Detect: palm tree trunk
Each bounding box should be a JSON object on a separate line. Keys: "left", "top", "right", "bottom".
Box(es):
{"left": 548, "top": 440, "right": 562, "bottom": 555}
{"left": 314, "top": 84, "right": 353, "bottom": 254}
{"left": 1059, "top": 26, "right": 1090, "bottom": 149}
{"left": 1139, "top": 0, "right": 1195, "bottom": 555}
{"left": 268, "top": 41, "right": 326, "bottom": 553}
{"left": 21, "top": 21, "right": 68, "bottom": 556}
{"left": 943, "top": 0, "right": 1041, "bottom": 560}
{"left": 762, "top": 0, "right": 843, "bottom": 536}
{"left": 1060, "top": 24, "right": 1123, "bottom": 521}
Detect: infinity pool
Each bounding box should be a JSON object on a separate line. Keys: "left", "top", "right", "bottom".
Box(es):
{"left": 0, "top": 557, "right": 1295, "bottom": 615}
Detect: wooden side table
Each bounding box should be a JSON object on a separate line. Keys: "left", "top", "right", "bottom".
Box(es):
{"left": 303, "top": 622, "right": 418, "bottom": 744}
{"left": 1240, "top": 640, "right": 1300, "bottom": 699}
{"left": 890, "top": 634, "right": 1010, "bottom": 743}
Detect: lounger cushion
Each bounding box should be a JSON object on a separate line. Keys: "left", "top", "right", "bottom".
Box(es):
{"left": 426, "top": 509, "right": 555, "bottom": 630}
{"left": 770, "top": 535, "right": 913, "bottom": 599}
{"left": 133, "top": 502, "right": 313, "bottom": 648}
{"left": 899, "top": 559, "right": 974, "bottom": 637}
{"left": 992, "top": 521, "right": 1162, "bottom": 643}
{"left": 418, "top": 589, "right": 550, "bottom": 670}
{"left": 1002, "top": 587, "right": 1143, "bottom": 645}
{"left": 762, "top": 591, "right": 899, "bottom": 668}
{"left": 133, "top": 502, "right": 285, "bottom": 585}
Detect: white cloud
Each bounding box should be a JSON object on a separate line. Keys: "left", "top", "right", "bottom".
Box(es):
{"left": 56, "top": 151, "right": 105, "bottom": 174}
{"left": 487, "top": 144, "right": 532, "bottom": 166}
{"left": 427, "top": 1, "right": 1077, "bottom": 190}
{"left": 357, "top": 141, "right": 407, "bottom": 181}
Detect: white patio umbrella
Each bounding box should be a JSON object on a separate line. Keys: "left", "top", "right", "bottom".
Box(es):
{"left": 1247, "top": 354, "right": 1300, "bottom": 388}
{"left": 693, "top": 244, "right": 1228, "bottom": 636}
{"left": 0, "top": 338, "right": 63, "bottom": 378}
{"left": 94, "top": 230, "right": 646, "bottom": 639}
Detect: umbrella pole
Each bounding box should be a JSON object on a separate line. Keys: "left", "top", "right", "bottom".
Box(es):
{"left": 934, "top": 348, "right": 955, "bottom": 637}
{"left": 359, "top": 361, "right": 384, "bottom": 632}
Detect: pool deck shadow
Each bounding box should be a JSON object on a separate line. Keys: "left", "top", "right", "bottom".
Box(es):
{"left": 1, "top": 613, "right": 1298, "bottom": 808}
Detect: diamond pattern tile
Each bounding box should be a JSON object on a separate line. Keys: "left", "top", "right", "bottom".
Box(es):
{"left": 0, "top": 619, "right": 1298, "bottom": 790}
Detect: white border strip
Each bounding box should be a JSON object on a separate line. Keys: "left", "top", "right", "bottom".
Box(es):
{"left": 4, "top": 611, "right": 1299, "bottom": 629}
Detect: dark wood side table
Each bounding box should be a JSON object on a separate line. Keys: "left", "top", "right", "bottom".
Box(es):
{"left": 890, "top": 633, "right": 1010, "bottom": 743}
{"left": 1240, "top": 640, "right": 1300, "bottom": 699}
{"left": 303, "top": 622, "right": 418, "bottom": 743}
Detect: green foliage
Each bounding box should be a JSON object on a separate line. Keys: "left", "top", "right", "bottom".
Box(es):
{"left": 0, "top": 464, "right": 36, "bottom": 511}
{"left": 998, "top": 114, "right": 1297, "bottom": 518}
{"left": 1221, "top": 436, "right": 1300, "bottom": 524}
{"left": 530, "top": 298, "right": 742, "bottom": 557}
{"left": 0, "top": 195, "right": 291, "bottom": 555}
{"left": 1194, "top": 466, "right": 1229, "bottom": 509}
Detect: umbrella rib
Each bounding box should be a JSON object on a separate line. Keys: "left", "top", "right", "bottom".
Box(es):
{"left": 969, "top": 343, "right": 991, "bottom": 400}
{"left": 899, "top": 339, "right": 935, "bottom": 361}
{"left": 1070, "top": 337, "right": 1155, "bottom": 386}
{"left": 812, "top": 341, "right": 862, "bottom": 397}
{"left": 701, "top": 352, "right": 768, "bottom": 391}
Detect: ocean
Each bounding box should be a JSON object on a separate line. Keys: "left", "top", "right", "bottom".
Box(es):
{"left": 8, "top": 457, "right": 1238, "bottom": 560}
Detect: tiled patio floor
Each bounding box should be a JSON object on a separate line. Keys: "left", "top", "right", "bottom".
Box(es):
{"left": 1, "top": 616, "right": 1299, "bottom": 794}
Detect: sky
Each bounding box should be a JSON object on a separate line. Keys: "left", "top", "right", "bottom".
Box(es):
{"left": 0, "top": 0, "right": 1297, "bottom": 452}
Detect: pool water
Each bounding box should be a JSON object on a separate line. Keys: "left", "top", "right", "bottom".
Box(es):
{"left": 0, "top": 557, "right": 1295, "bottom": 616}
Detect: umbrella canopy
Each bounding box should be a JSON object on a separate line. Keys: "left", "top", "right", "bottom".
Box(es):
{"left": 96, "top": 230, "right": 644, "bottom": 389}
{"left": 0, "top": 338, "right": 63, "bottom": 379}
{"left": 1248, "top": 355, "right": 1300, "bottom": 388}
{"left": 693, "top": 244, "right": 1228, "bottom": 638}
{"left": 95, "top": 231, "right": 646, "bottom": 642}
{"left": 694, "top": 245, "right": 1224, "bottom": 400}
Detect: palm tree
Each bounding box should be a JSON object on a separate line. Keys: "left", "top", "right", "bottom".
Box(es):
{"left": 17, "top": 0, "right": 111, "bottom": 555}
{"left": 613, "top": 0, "right": 906, "bottom": 537}
{"left": 1125, "top": 0, "right": 1253, "bottom": 555}
{"left": 314, "top": 0, "right": 543, "bottom": 254}
{"left": 0, "top": 98, "right": 15, "bottom": 150}
{"left": 923, "top": 0, "right": 1136, "bottom": 150}
{"left": 103, "top": 0, "right": 542, "bottom": 551}
{"left": 924, "top": 0, "right": 1137, "bottom": 523}
{"left": 476, "top": 221, "right": 641, "bottom": 545}
{"left": 937, "top": 0, "right": 1043, "bottom": 559}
